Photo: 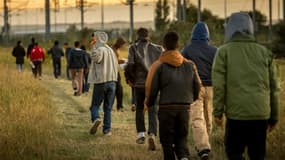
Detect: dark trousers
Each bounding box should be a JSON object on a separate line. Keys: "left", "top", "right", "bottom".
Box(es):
{"left": 83, "top": 70, "right": 90, "bottom": 93}
{"left": 225, "top": 119, "right": 268, "bottom": 160}
{"left": 134, "top": 87, "right": 157, "bottom": 135}
{"left": 52, "top": 58, "right": 61, "bottom": 78}
{"left": 158, "top": 107, "right": 190, "bottom": 160}
{"left": 115, "top": 73, "right": 123, "bottom": 110}
{"left": 32, "top": 61, "right": 42, "bottom": 78}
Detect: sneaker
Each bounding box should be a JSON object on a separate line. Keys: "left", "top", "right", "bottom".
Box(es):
{"left": 148, "top": 134, "right": 156, "bottom": 151}
{"left": 198, "top": 149, "right": 210, "bottom": 160}
{"left": 136, "top": 136, "right": 145, "bottom": 144}
{"left": 104, "top": 132, "right": 112, "bottom": 136}
{"left": 90, "top": 119, "right": 101, "bottom": 135}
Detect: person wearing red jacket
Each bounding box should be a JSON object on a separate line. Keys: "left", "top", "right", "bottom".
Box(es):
{"left": 29, "top": 43, "right": 45, "bottom": 79}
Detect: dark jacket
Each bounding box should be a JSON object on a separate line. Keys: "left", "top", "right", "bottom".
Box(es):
{"left": 125, "top": 39, "right": 163, "bottom": 88}
{"left": 27, "top": 43, "right": 35, "bottom": 58}
{"left": 48, "top": 45, "right": 64, "bottom": 60}
{"left": 182, "top": 22, "right": 217, "bottom": 86}
{"left": 12, "top": 45, "right": 26, "bottom": 64}
{"left": 145, "top": 50, "right": 202, "bottom": 108}
{"left": 68, "top": 48, "right": 87, "bottom": 69}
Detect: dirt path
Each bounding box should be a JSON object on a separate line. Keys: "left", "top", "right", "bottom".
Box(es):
{"left": 43, "top": 77, "right": 168, "bottom": 160}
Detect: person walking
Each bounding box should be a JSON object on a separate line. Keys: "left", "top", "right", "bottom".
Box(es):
{"left": 112, "top": 37, "right": 126, "bottom": 111}
{"left": 48, "top": 40, "right": 64, "bottom": 79}
{"left": 181, "top": 22, "right": 216, "bottom": 159}
{"left": 12, "top": 41, "right": 26, "bottom": 72}
{"left": 29, "top": 43, "right": 45, "bottom": 79}
{"left": 145, "top": 31, "right": 201, "bottom": 160}
{"left": 27, "top": 37, "right": 35, "bottom": 58}
{"left": 125, "top": 28, "right": 163, "bottom": 150}
{"left": 88, "top": 31, "right": 118, "bottom": 136}
{"left": 80, "top": 45, "right": 91, "bottom": 93}
{"left": 68, "top": 41, "right": 87, "bottom": 96}
{"left": 64, "top": 42, "right": 72, "bottom": 80}
{"left": 212, "top": 12, "right": 279, "bottom": 160}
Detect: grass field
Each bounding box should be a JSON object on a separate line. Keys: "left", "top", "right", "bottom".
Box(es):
{"left": 0, "top": 47, "right": 284, "bottom": 160}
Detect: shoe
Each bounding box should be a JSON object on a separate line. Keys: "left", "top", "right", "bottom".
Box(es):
{"left": 104, "top": 132, "right": 112, "bottom": 136}
{"left": 90, "top": 119, "right": 101, "bottom": 135}
{"left": 136, "top": 136, "right": 145, "bottom": 144}
{"left": 148, "top": 134, "right": 156, "bottom": 151}
{"left": 180, "top": 158, "right": 189, "bottom": 160}
{"left": 198, "top": 149, "right": 210, "bottom": 160}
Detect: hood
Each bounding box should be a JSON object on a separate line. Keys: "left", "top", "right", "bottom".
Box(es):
{"left": 225, "top": 12, "right": 254, "bottom": 42}
{"left": 191, "top": 22, "right": 210, "bottom": 42}
{"left": 93, "top": 31, "right": 108, "bottom": 48}
{"left": 159, "top": 50, "right": 184, "bottom": 67}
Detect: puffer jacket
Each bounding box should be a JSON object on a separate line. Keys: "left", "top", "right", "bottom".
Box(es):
{"left": 88, "top": 31, "right": 118, "bottom": 84}
{"left": 125, "top": 39, "right": 163, "bottom": 88}
{"left": 212, "top": 12, "right": 279, "bottom": 122}
{"left": 145, "top": 50, "right": 202, "bottom": 108}
{"left": 182, "top": 22, "right": 217, "bottom": 86}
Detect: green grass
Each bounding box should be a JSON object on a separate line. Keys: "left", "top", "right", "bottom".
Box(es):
{"left": 1, "top": 48, "right": 285, "bottom": 160}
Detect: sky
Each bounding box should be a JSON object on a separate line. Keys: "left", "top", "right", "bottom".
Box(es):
{"left": 0, "top": 0, "right": 283, "bottom": 27}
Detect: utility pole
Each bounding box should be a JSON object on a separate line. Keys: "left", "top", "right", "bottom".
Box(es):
{"left": 283, "top": 0, "right": 285, "bottom": 21}
{"left": 80, "top": 0, "right": 84, "bottom": 29}
{"left": 3, "top": 0, "right": 9, "bottom": 37}
{"left": 129, "top": 0, "right": 134, "bottom": 43}
{"left": 252, "top": 0, "right": 256, "bottom": 34}
{"left": 182, "top": 0, "right": 186, "bottom": 22}
{"left": 269, "top": 0, "right": 273, "bottom": 42}
{"left": 45, "top": 0, "right": 51, "bottom": 39}
{"left": 176, "top": 0, "right": 182, "bottom": 21}
{"left": 101, "top": 0, "right": 104, "bottom": 30}
{"left": 197, "top": 0, "right": 201, "bottom": 21}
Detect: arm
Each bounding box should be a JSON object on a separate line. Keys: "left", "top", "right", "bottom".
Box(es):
{"left": 145, "top": 61, "right": 161, "bottom": 108}
{"left": 268, "top": 53, "right": 280, "bottom": 131}
{"left": 192, "top": 63, "right": 202, "bottom": 101}
{"left": 90, "top": 46, "right": 103, "bottom": 63}
{"left": 212, "top": 49, "right": 227, "bottom": 125}
{"left": 124, "top": 46, "right": 136, "bottom": 85}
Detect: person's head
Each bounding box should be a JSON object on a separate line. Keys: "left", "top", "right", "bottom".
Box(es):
{"left": 54, "top": 40, "right": 59, "bottom": 46}
{"left": 80, "top": 45, "right": 86, "bottom": 51}
{"left": 17, "top": 41, "right": 22, "bottom": 45}
{"left": 137, "top": 28, "right": 149, "bottom": 40}
{"left": 92, "top": 31, "right": 108, "bottom": 47}
{"left": 114, "top": 37, "right": 126, "bottom": 49}
{"left": 191, "top": 22, "right": 210, "bottom": 42}
{"left": 64, "top": 42, "right": 69, "bottom": 48}
{"left": 74, "top": 41, "right": 80, "bottom": 48}
{"left": 225, "top": 12, "right": 254, "bottom": 42}
{"left": 163, "top": 31, "right": 179, "bottom": 50}
{"left": 31, "top": 37, "right": 35, "bottom": 43}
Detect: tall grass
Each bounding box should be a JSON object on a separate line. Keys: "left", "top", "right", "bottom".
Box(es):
{"left": 0, "top": 52, "right": 57, "bottom": 159}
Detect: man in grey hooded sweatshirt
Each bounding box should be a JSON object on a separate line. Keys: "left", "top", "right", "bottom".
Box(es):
{"left": 88, "top": 31, "right": 118, "bottom": 136}
{"left": 213, "top": 12, "right": 279, "bottom": 160}
{"left": 182, "top": 22, "right": 216, "bottom": 160}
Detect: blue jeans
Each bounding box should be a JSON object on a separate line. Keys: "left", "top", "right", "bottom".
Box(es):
{"left": 90, "top": 81, "right": 116, "bottom": 134}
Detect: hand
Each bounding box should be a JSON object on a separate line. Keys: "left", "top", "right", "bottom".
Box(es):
{"left": 215, "top": 116, "right": 223, "bottom": 127}
{"left": 268, "top": 124, "right": 276, "bottom": 132}
{"left": 127, "top": 80, "right": 133, "bottom": 87}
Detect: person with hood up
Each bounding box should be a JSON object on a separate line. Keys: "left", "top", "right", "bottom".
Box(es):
{"left": 88, "top": 31, "right": 118, "bottom": 136}
{"left": 212, "top": 12, "right": 279, "bottom": 160}
{"left": 181, "top": 22, "right": 216, "bottom": 160}
{"left": 12, "top": 40, "right": 26, "bottom": 72}
{"left": 145, "top": 31, "right": 201, "bottom": 160}
{"left": 125, "top": 27, "right": 163, "bottom": 150}
{"left": 48, "top": 40, "right": 64, "bottom": 79}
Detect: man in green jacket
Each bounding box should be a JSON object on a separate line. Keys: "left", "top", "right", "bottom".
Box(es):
{"left": 212, "top": 12, "right": 279, "bottom": 160}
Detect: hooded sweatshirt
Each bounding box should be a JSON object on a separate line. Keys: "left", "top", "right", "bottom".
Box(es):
{"left": 88, "top": 31, "right": 118, "bottom": 84}
{"left": 182, "top": 22, "right": 217, "bottom": 86}
{"left": 145, "top": 50, "right": 202, "bottom": 108}
{"left": 212, "top": 12, "right": 279, "bottom": 122}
